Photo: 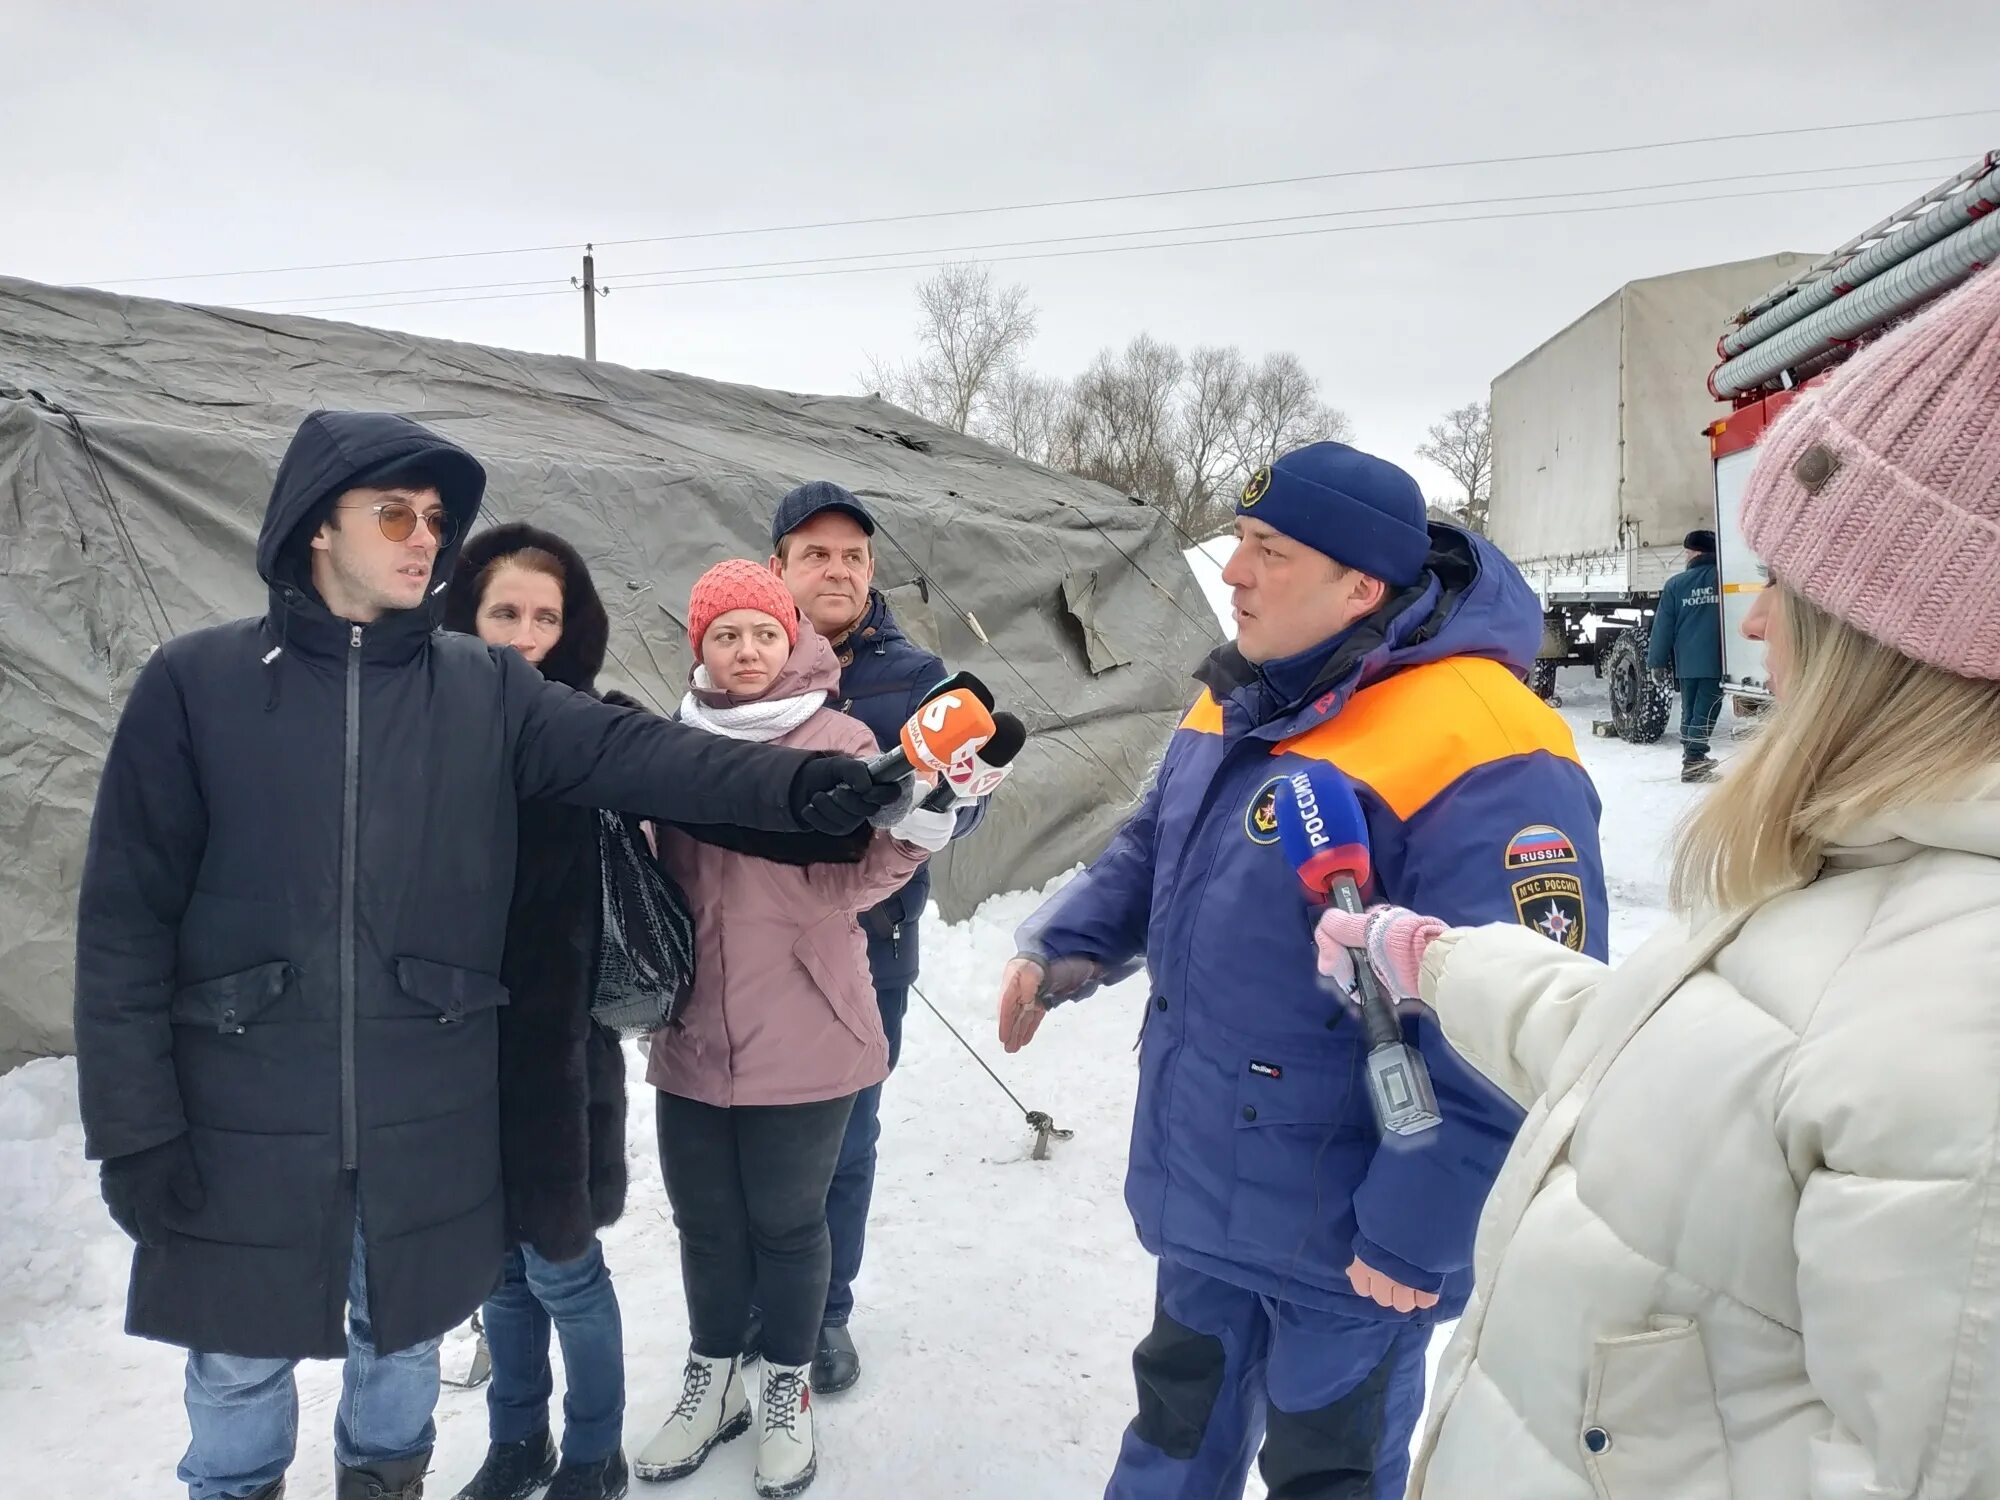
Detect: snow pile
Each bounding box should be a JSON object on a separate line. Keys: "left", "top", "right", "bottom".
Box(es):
{"left": 1183, "top": 537, "right": 1234, "bottom": 634}
{"left": 0, "top": 1060, "right": 131, "bottom": 1359}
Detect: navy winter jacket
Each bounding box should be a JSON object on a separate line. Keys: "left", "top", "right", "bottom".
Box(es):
{"left": 1648, "top": 554, "right": 1722, "bottom": 679}
{"left": 1017, "top": 527, "right": 1608, "bottom": 1321}
{"left": 830, "top": 591, "right": 984, "bottom": 988}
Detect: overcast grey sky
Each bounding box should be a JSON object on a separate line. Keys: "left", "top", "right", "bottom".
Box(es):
{"left": 6, "top": 1, "right": 1996, "bottom": 498}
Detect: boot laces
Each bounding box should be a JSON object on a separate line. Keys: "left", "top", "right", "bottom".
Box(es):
{"left": 670, "top": 1356, "right": 717, "bottom": 1423}
{"left": 763, "top": 1368, "right": 807, "bottom": 1438}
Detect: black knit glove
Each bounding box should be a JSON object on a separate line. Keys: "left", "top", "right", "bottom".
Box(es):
{"left": 789, "top": 755, "right": 903, "bottom": 835}
{"left": 100, "top": 1134, "right": 205, "bottom": 1248}
{"left": 865, "top": 775, "right": 922, "bottom": 829}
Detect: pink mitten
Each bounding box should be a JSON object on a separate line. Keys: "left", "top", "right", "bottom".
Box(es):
{"left": 1314, "top": 905, "right": 1447, "bottom": 1002}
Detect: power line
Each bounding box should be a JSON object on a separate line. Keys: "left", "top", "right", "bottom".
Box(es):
{"left": 275, "top": 173, "right": 1945, "bottom": 319}
{"left": 87, "top": 108, "right": 2000, "bottom": 289}
{"left": 243, "top": 156, "right": 1962, "bottom": 314}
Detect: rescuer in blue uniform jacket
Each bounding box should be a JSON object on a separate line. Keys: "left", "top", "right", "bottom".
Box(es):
{"left": 995, "top": 442, "right": 1610, "bottom": 1500}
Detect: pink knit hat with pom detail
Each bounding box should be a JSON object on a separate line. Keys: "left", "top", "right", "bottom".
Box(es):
{"left": 1739, "top": 264, "right": 2000, "bottom": 680}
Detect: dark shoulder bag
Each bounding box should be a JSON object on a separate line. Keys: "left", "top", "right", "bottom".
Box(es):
{"left": 591, "top": 809, "right": 697, "bottom": 1037}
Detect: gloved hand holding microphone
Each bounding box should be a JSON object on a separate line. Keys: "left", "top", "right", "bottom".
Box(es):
{"left": 1273, "top": 763, "right": 1442, "bottom": 1137}
{"left": 1313, "top": 906, "right": 1447, "bottom": 1005}
{"left": 864, "top": 670, "right": 1025, "bottom": 851}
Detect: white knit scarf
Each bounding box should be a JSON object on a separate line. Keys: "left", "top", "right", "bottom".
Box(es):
{"left": 678, "top": 666, "right": 826, "bottom": 742}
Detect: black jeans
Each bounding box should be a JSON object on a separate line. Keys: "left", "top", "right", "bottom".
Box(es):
{"left": 655, "top": 1090, "right": 856, "bottom": 1369}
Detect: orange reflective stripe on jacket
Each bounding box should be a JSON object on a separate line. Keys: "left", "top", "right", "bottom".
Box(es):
{"left": 1177, "top": 656, "right": 1581, "bottom": 820}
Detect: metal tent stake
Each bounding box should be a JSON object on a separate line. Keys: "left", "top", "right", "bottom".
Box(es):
{"left": 442, "top": 1311, "right": 492, "bottom": 1389}
{"left": 913, "top": 982, "right": 1072, "bottom": 1162}
{"left": 1025, "top": 1110, "right": 1073, "bottom": 1161}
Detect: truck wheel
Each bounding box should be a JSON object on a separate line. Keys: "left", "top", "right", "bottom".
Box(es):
{"left": 1529, "top": 660, "right": 1560, "bottom": 704}
{"left": 1605, "top": 627, "right": 1670, "bottom": 744}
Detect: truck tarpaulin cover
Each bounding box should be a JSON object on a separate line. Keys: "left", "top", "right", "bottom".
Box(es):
{"left": 0, "top": 274, "right": 1219, "bottom": 1069}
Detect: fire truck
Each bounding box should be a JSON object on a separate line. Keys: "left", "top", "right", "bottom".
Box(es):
{"left": 1706, "top": 154, "right": 2000, "bottom": 701}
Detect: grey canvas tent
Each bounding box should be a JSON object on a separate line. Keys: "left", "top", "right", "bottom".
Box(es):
{"left": 0, "top": 274, "right": 1220, "bottom": 1068}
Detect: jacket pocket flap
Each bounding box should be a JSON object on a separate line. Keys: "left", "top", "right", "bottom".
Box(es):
{"left": 1582, "top": 1317, "right": 1732, "bottom": 1498}
{"left": 1232, "top": 1056, "right": 1351, "bottom": 1128}
{"left": 395, "top": 957, "right": 510, "bottom": 1021}
{"left": 169, "top": 961, "right": 295, "bottom": 1031}
{"left": 791, "top": 923, "right": 876, "bottom": 1047}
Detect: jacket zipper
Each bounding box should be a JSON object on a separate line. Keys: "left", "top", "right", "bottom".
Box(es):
{"left": 340, "top": 623, "right": 362, "bottom": 1170}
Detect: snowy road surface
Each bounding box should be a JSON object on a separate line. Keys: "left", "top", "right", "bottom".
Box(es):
{"left": 0, "top": 668, "right": 1727, "bottom": 1497}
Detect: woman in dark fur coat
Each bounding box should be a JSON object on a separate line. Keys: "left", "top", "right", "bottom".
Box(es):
{"left": 441, "top": 523, "right": 865, "bottom": 1500}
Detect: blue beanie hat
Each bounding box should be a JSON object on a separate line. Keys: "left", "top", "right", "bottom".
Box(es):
{"left": 1236, "top": 442, "right": 1432, "bottom": 587}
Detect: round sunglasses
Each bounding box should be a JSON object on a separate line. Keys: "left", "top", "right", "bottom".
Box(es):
{"left": 350, "top": 500, "right": 456, "bottom": 547}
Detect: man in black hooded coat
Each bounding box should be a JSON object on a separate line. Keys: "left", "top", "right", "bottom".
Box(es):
{"left": 71, "top": 411, "right": 895, "bottom": 1500}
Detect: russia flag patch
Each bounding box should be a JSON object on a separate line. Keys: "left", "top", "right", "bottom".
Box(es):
{"left": 1504, "top": 824, "right": 1578, "bottom": 869}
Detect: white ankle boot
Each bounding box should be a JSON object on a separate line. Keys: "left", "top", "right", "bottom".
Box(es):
{"left": 753, "top": 1361, "right": 817, "bottom": 1497}
{"left": 633, "top": 1351, "right": 751, "bottom": 1482}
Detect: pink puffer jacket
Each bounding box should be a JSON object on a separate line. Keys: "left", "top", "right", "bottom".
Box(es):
{"left": 645, "top": 631, "right": 927, "bottom": 1108}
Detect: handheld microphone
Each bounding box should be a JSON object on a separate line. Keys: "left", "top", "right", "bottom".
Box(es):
{"left": 921, "top": 711, "right": 1026, "bottom": 811}
{"left": 1274, "top": 764, "right": 1442, "bottom": 1138}
{"left": 866, "top": 689, "right": 997, "bottom": 783}
{"left": 917, "top": 670, "right": 995, "bottom": 710}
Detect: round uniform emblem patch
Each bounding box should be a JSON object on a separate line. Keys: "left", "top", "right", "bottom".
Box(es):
{"left": 1241, "top": 466, "right": 1272, "bottom": 507}
{"left": 1245, "top": 777, "right": 1283, "bottom": 844}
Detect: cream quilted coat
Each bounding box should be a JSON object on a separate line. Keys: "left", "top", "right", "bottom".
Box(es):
{"left": 1408, "top": 784, "right": 2000, "bottom": 1499}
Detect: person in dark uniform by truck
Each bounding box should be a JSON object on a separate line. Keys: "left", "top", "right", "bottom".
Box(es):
{"left": 1650, "top": 528, "right": 1724, "bottom": 781}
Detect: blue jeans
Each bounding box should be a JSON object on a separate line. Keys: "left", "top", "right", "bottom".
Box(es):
{"left": 822, "top": 983, "right": 907, "bottom": 1327}
{"left": 482, "top": 1239, "right": 626, "bottom": 1464}
{"left": 179, "top": 1214, "right": 442, "bottom": 1499}
{"left": 1105, "top": 1258, "right": 1430, "bottom": 1500}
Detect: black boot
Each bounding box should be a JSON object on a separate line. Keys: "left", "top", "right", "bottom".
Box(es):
{"left": 450, "top": 1430, "right": 557, "bottom": 1500}
{"left": 336, "top": 1451, "right": 431, "bottom": 1500}
{"left": 547, "top": 1450, "right": 628, "bottom": 1500}
{"left": 810, "top": 1324, "right": 860, "bottom": 1395}
{"left": 242, "top": 1483, "right": 285, "bottom": 1500}
{"left": 1681, "top": 756, "right": 1718, "bottom": 783}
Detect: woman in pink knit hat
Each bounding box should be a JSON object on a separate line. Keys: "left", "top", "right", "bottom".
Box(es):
{"left": 633, "top": 560, "right": 952, "bottom": 1498}
{"left": 1319, "top": 267, "right": 2000, "bottom": 1498}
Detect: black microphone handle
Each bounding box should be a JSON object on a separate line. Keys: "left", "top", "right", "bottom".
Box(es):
{"left": 1331, "top": 875, "right": 1406, "bottom": 1051}
{"left": 919, "top": 774, "right": 957, "bottom": 813}
{"left": 865, "top": 746, "right": 913, "bottom": 783}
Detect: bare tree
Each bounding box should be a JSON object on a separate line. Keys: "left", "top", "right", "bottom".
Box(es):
{"left": 1067, "top": 336, "right": 1185, "bottom": 510}
{"left": 1171, "top": 345, "right": 1249, "bottom": 539}
{"left": 978, "top": 366, "right": 1069, "bottom": 467}
{"left": 862, "top": 262, "right": 1038, "bottom": 433}
{"left": 1416, "top": 400, "right": 1493, "bottom": 533}
{"left": 1230, "top": 352, "right": 1355, "bottom": 477}
{"left": 863, "top": 274, "right": 1356, "bottom": 543}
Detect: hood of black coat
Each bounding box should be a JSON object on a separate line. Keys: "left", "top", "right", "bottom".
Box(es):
{"left": 441, "top": 521, "right": 610, "bottom": 692}
{"left": 258, "top": 410, "right": 487, "bottom": 603}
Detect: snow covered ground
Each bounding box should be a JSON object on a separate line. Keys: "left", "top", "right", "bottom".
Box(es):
{"left": 0, "top": 578, "right": 1735, "bottom": 1495}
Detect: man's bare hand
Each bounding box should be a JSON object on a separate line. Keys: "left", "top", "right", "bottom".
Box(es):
{"left": 1346, "top": 1256, "right": 1440, "bottom": 1315}
{"left": 997, "top": 958, "right": 1050, "bottom": 1054}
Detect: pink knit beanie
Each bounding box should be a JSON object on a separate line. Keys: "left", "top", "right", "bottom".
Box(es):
{"left": 1739, "top": 265, "right": 2000, "bottom": 680}
{"left": 687, "top": 558, "right": 800, "bottom": 649}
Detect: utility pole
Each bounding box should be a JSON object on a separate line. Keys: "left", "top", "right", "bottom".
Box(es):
{"left": 573, "top": 245, "right": 610, "bottom": 360}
